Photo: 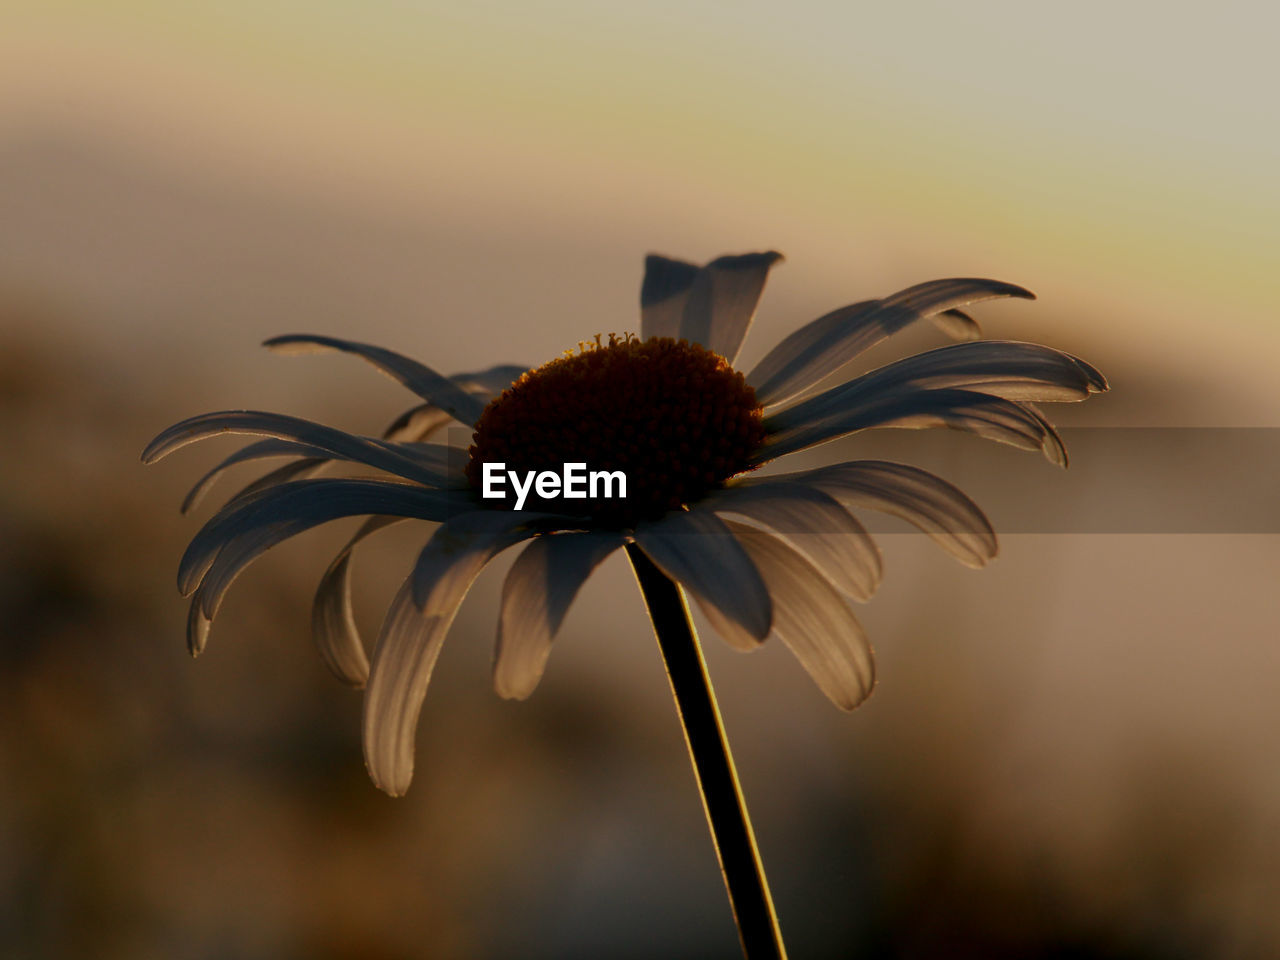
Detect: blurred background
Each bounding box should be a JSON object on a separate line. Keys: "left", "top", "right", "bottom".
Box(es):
{"left": 2, "top": 2, "right": 1278, "bottom": 957}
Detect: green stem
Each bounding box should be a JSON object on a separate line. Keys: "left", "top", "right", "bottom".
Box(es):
{"left": 626, "top": 543, "right": 788, "bottom": 960}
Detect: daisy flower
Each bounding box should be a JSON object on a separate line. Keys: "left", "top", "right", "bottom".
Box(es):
{"left": 146, "top": 251, "right": 1106, "bottom": 959}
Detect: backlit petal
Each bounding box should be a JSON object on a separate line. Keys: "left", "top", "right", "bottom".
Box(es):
{"left": 768, "top": 340, "right": 1103, "bottom": 434}
{"left": 264, "top": 334, "right": 488, "bottom": 425}
{"left": 641, "top": 254, "right": 701, "bottom": 341}
{"left": 451, "top": 363, "right": 527, "bottom": 396}
{"left": 634, "top": 509, "right": 772, "bottom": 644}
{"left": 679, "top": 251, "right": 784, "bottom": 364}
{"left": 708, "top": 482, "right": 882, "bottom": 601}
{"left": 761, "top": 387, "right": 1067, "bottom": 464}
{"left": 930, "top": 308, "right": 982, "bottom": 341}
{"left": 748, "top": 279, "right": 1031, "bottom": 405}
{"left": 494, "top": 532, "right": 624, "bottom": 700}
{"left": 179, "top": 478, "right": 470, "bottom": 598}
{"left": 180, "top": 439, "right": 328, "bottom": 514}
{"left": 410, "top": 510, "right": 563, "bottom": 608}
{"left": 144, "top": 410, "right": 455, "bottom": 488}
{"left": 186, "top": 588, "right": 212, "bottom": 657}
{"left": 726, "top": 521, "right": 875, "bottom": 710}
{"left": 752, "top": 461, "right": 997, "bottom": 568}
{"left": 313, "top": 516, "right": 405, "bottom": 688}
{"left": 364, "top": 517, "right": 541, "bottom": 795}
{"left": 381, "top": 404, "right": 455, "bottom": 443}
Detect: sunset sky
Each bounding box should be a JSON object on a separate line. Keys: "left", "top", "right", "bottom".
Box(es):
{"left": 5, "top": 2, "right": 1277, "bottom": 375}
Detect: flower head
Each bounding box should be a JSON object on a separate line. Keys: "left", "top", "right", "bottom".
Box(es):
{"left": 146, "top": 251, "right": 1107, "bottom": 795}
{"left": 466, "top": 333, "right": 764, "bottom": 523}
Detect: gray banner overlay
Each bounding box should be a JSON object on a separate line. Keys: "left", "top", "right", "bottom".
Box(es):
{"left": 446, "top": 428, "right": 1280, "bottom": 534}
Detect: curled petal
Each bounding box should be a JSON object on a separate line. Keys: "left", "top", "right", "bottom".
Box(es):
{"left": 931, "top": 308, "right": 982, "bottom": 341}
{"left": 179, "top": 478, "right": 470, "bottom": 598}
{"left": 494, "top": 532, "right": 624, "bottom": 700}
{"left": 748, "top": 279, "right": 1031, "bottom": 406}
{"left": 187, "top": 588, "right": 212, "bottom": 657}
{"left": 883, "top": 277, "right": 1033, "bottom": 312}
{"left": 313, "top": 516, "right": 406, "bottom": 688}
{"left": 678, "top": 251, "right": 784, "bottom": 364}
{"left": 761, "top": 387, "right": 1067, "bottom": 465}
{"left": 768, "top": 339, "right": 1104, "bottom": 436}
{"left": 641, "top": 254, "right": 701, "bottom": 341}
{"left": 364, "top": 517, "right": 543, "bottom": 795}
{"left": 725, "top": 521, "right": 875, "bottom": 711}
{"left": 179, "top": 364, "right": 510, "bottom": 513}
{"left": 144, "top": 410, "right": 455, "bottom": 488}
{"left": 264, "top": 334, "right": 488, "bottom": 425}
{"left": 180, "top": 439, "right": 329, "bottom": 514}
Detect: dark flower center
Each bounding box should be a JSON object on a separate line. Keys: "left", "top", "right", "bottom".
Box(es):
{"left": 466, "top": 335, "right": 765, "bottom": 526}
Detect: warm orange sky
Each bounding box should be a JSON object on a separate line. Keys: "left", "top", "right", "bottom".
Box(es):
{"left": 3, "top": 1, "right": 1278, "bottom": 423}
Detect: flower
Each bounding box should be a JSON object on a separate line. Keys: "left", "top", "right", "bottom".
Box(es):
{"left": 145, "top": 251, "right": 1107, "bottom": 796}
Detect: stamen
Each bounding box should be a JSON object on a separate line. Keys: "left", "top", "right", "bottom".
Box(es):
{"left": 466, "top": 336, "right": 765, "bottom": 526}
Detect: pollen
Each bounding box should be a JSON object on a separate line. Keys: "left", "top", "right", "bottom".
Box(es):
{"left": 466, "top": 334, "right": 765, "bottom": 526}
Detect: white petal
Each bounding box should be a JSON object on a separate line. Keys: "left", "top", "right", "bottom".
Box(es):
{"left": 209, "top": 458, "right": 330, "bottom": 515}
{"left": 380, "top": 364, "right": 524, "bottom": 441}
{"left": 313, "top": 516, "right": 405, "bottom": 688}
{"left": 754, "top": 461, "right": 997, "bottom": 568}
{"left": 381, "top": 404, "right": 455, "bottom": 442}
{"left": 179, "top": 409, "right": 465, "bottom": 514}
{"left": 450, "top": 363, "right": 526, "bottom": 395}
{"left": 176, "top": 361, "right": 499, "bottom": 513}
{"left": 179, "top": 478, "right": 470, "bottom": 597}
{"left": 761, "top": 387, "right": 1065, "bottom": 464}
{"left": 930, "top": 308, "right": 982, "bottom": 341}
{"left": 180, "top": 439, "right": 328, "bottom": 514}
{"left": 1020, "top": 402, "right": 1069, "bottom": 467}
{"left": 688, "top": 589, "right": 763, "bottom": 652}
{"left": 389, "top": 442, "right": 467, "bottom": 486}
{"left": 410, "top": 509, "right": 563, "bottom": 608}
{"left": 708, "top": 482, "right": 882, "bottom": 601}
{"left": 263, "top": 334, "right": 488, "bottom": 425}
{"left": 144, "top": 410, "right": 453, "bottom": 487}
{"left": 678, "top": 252, "right": 784, "bottom": 364}
{"left": 748, "top": 279, "right": 1031, "bottom": 406}
{"left": 882, "top": 277, "right": 1034, "bottom": 312}
{"left": 641, "top": 254, "right": 701, "bottom": 341}
{"left": 726, "top": 522, "right": 875, "bottom": 711}
{"left": 362, "top": 578, "right": 450, "bottom": 797}
{"left": 493, "top": 532, "right": 623, "bottom": 700}
{"left": 634, "top": 509, "right": 772, "bottom": 644}
{"left": 364, "top": 518, "right": 541, "bottom": 796}
{"left": 768, "top": 340, "right": 1102, "bottom": 437}
{"left": 747, "top": 299, "right": 879, "bottom": 405}
{"left": 187, "top": 589, "right": 212, "bottom": 656}
{"left": 197, "top": 520, "right": 292, "bottom": 618}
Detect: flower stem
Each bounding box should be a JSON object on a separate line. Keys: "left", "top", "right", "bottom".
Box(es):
{"left": 626, "top": 543, "right": 788, "bottom": 960}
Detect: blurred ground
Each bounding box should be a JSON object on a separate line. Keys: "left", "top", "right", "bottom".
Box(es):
{"left": 2, "top": 4, "right": 1278, "bottom": 959}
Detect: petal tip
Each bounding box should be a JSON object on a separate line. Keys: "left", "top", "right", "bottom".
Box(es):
{"left": 140, "top": 438, "right": 165, "bottom": 464}
{"left": 366, "top": 762, "right": 410, "bottom": 798}
{"left": 261, "top": 334, "right": 321, "bottom": 355}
